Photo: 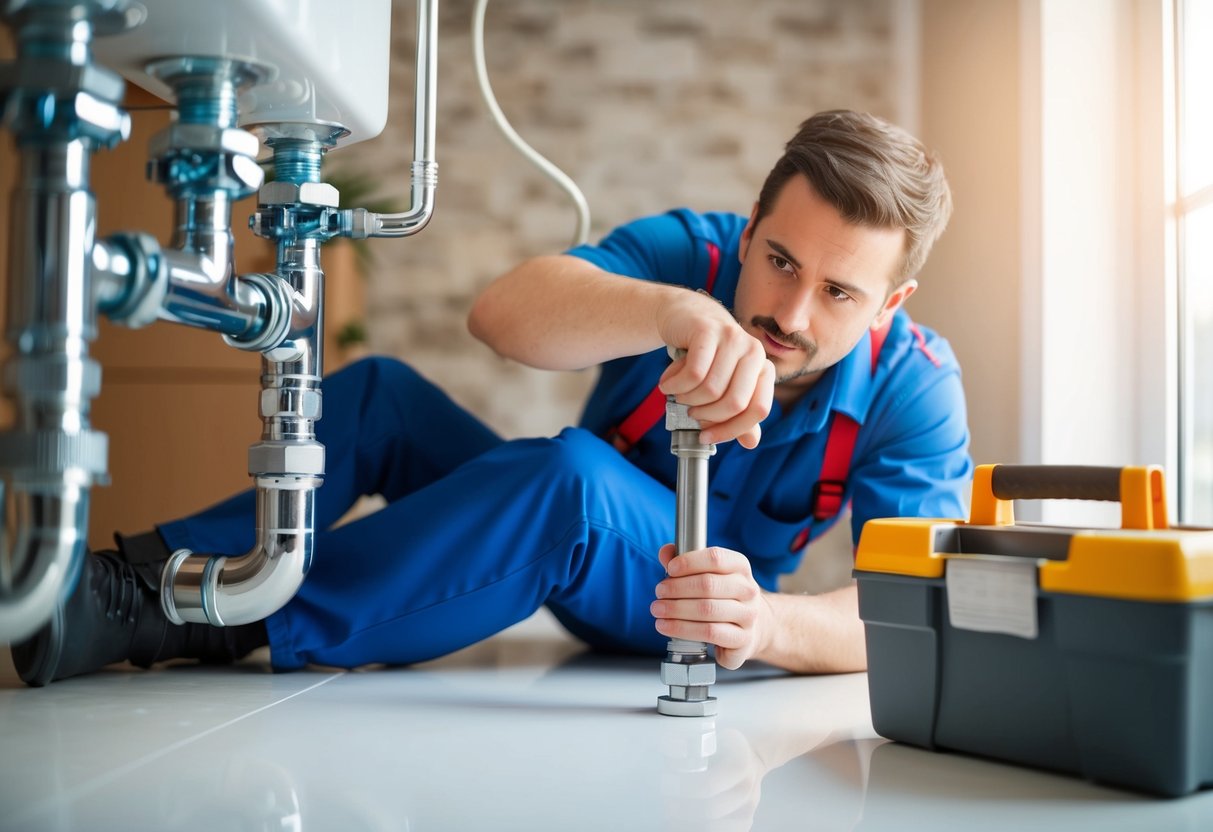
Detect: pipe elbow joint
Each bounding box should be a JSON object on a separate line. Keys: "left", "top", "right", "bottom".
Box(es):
{"left": 160, "top": 533, "right": 313, "bottom": 628}
{"left": 160, "top": 478, "right": 319, "bottom": 627}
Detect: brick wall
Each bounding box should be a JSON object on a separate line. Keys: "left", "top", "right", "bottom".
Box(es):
{"left": 335, "top": 0, "right": 903, "bottom": 439}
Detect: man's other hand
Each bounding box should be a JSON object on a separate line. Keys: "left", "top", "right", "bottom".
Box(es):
{"left": 655, "top": 291, "right": 774, "bottom": 449}
{"left": 652, "top": 543, "right": 775, "bottom": 670}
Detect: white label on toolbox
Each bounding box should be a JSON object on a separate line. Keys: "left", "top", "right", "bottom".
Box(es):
{"left": 945, "top": 557, "right": 1039, "bottom": 640}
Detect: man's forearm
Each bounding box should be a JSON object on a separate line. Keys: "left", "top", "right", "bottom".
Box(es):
{"left": 757, "top": 583, "right": 868, "bottom": 674}
{"left": 468, "top": 254, "right": 679, "bottom": 370}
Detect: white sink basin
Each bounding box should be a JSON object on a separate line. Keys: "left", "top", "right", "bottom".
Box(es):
{"left": 93, "top": 0, "right": 391, "bottom": 146}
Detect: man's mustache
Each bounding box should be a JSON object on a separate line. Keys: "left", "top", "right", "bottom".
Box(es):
{"left": 751, "top": 316, "right": 814, "bottom": 352}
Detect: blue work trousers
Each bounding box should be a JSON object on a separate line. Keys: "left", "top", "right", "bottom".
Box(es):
{"left": 158, "top": 357, "right": 674, "bottom": 670}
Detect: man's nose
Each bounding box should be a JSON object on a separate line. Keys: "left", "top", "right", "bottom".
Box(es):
{"left": 775, "top": 290, "right": 813, "bottom": 337}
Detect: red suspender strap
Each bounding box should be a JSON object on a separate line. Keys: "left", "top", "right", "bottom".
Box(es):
{"left": 703, "top": 241, "right": 720, "bottom": 294}
{"left": 608, "top": 388, "right": 668, "bottom": 453}
{"left": 791, "top": 317, "right": 894, "bottom": 551}
{"left": 606, "top": 241, "right": 721, "bottom": 453}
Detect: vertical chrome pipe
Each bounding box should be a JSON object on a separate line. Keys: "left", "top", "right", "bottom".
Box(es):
{"left": 162, "top": 236, "right": 325, "bottom": 627}
{"left": 668, "top": 432, "right": 714, "bottom": 658}
{"left": 0, "top": 140, "right": 101, "bottom": 641}
{"left": 351, "top": 0, "right": 438, "bottom": 238}
{"left": 658, "top": 387, "right": 718, "bottom": 717}
{"left": 0, "top": 0, "right": 135, "bottom": 642}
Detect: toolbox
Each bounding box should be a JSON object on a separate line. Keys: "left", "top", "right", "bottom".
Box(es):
{"left": 854, "top": 464, "right": 1213, "bottom": 797}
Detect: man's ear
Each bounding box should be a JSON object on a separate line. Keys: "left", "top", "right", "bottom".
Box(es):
{"left": 738, "top": 202, "right": 760, "bottom": 263}
{"left": 872, "top": 278, "right": 918, "bottom": 330}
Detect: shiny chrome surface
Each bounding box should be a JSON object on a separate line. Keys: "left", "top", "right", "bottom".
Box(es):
{"left": 0, "top": 0, "right": 134, "bottom": 641}
{"left": 161, "top": 231, "right": 325, "bottom": 626}
{"left": 343, "top": 0, "right": 437, "bottom": 239}
{"left": 162, "top": 481, "right": 316, "bottom": 627}
{"left": 163, "top": 151, "right": 327, "bottom": 628}
{"left": 5, "top": 611, "right": 1212, "bottom": 831}
{"left": 660, "top": 398, "right": 718, "bottom": 717}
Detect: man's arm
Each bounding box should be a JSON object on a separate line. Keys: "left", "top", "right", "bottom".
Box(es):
{"left": 652, "top": 544, "right": 865, "bottom": 673}
{"left": 469, "top": 254, "right": 676, "bottom": 371}
{"left": 469, "top": 253, "right": 775, "bottom": 447}
{"left": 760, "top": 584, "right": 866, "bottom": 673}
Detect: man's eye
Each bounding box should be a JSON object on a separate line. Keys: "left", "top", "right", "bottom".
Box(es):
{"left": 769, "top": 255, "right": 795, "bottom": 275}
{"left": 825, "top": 285, "right": 852, "bottom": 302}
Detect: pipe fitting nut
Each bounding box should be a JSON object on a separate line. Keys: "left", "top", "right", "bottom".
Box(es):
{"left": 148, "top": 123, "right": 259, "bottom": 161}
{"left": 260, "top": 387, "right": 322, "bottom": 420}
{"left": 259, "top": 181, "right": 340, "bottom": 208}
{"left": 660, "top": 660, "right": 717, "bottom": 688}
{"left": 248, "top": 441, "right": 325, "bottom": 477}
{"left": 665, "top": 400, "right": 701, "bottom": 432}
{"left": 657, "top": 695, "right": 718, "bottom": 718}
{"left": 340, "top": 207, "right": 374, "bottom": 239}
{"left": 2, "top": 57, "right": 125, "bottom": 104}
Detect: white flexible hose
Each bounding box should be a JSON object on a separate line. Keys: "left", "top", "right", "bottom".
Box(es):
{"left": 471, "top": 0, "right": 591, "bottom": 247}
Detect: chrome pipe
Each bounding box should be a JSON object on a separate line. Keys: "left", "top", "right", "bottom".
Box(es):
{"left": 658, "top": 395, "right": 718, "bottom": 717}
{"left": 348, "top": 0, "right": 438, "bottom": 239}
{"left": 156, "top": 194, "right": 272, "bottom": 342}
{"left": 99, "top": 57, "right": 292, "bottom": 352}
{"left": 668, "top": 432, "right": 713, "bottom": 657}
{"left": 0, "top": 0, "right": 132, "bottom": 641}
{"left": 163, "top": 479, "right": 316, "bottom": 627}
{"left": 162, "top": 237, "right": 325, "bottom": 627}
{"left": 0, "top": 143, "right": 102, "bottom": 640}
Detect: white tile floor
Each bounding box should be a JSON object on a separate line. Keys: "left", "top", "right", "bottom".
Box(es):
{"left": 3, "top": 609, "right": 1213, "bottom": 832}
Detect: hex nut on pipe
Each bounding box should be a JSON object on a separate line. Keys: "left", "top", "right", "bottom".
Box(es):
{"left": 259, "top": 181, "right": 340, "bottom": 208}
{"left": 660, "top": 660, "right": 717, "bottom": 687}
{"left": 148, "top": 124, "right": 260, "bottom": 159}
{"left": 247, "top": 442, "right": 325, "bottom": 476}
{"left": 665, "top": 400, "right": 701, "bottom": 432}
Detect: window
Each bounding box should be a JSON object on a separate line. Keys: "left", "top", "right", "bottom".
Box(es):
{"left": 1178, "top": 0, "right": 1213, "bottom": 523}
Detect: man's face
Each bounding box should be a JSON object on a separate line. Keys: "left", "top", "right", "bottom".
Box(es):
{"left": 735, "top": 175, "right": 916, "bottom": 401}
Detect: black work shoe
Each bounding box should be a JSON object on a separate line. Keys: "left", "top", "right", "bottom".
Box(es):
{"left": 10, "top": 548, "right": 264, "bottom": 687}
{"left": 11, "top": 549, "right": 171, "bottom": 686}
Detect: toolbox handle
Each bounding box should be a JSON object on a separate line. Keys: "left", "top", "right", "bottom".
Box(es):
{"left": 969, "top": 464, "right": 1169, "bottom": 530}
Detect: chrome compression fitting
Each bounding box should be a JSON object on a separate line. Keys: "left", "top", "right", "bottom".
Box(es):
{"left": 657, "top": 350, "right": 719, "bottom": 717}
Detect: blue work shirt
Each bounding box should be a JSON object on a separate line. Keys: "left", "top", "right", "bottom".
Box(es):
{"left": 568, "top": 209, "right": 972, "bottom": 584}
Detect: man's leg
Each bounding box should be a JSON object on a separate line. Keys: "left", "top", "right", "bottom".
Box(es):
{"left": 12, "top": 356, "right": 503, "bottom": 684}
{"left": 208, "top": 428, "right": 678, "bottom": 669}
{"left": 158, "top": 355, "right": 503, "bottom": 554}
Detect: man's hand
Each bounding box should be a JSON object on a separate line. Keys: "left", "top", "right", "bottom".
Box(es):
{"left": 655, "top": 291, "right": 774, "bottom": 449}
{"left": 651, "top": 544, "right": 775, "bottom": 670}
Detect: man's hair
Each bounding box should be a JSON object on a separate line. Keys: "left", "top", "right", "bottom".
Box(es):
{"left": 755, "top": 110, "right": 952, "bottom": 282}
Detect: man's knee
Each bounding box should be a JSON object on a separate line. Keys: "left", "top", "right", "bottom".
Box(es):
{"left": 330, "top": 356, "right": 427, "bottom": 401}
{"left": 530, "top": 428, "right": 618, "bottom": 481}
{"left": 519, "top": 428, "right": 659, "bottom": 510}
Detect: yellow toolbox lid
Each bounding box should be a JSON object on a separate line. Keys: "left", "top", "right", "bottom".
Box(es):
{"left": 854, "top": 465, "right": 1213, "bottom": 602}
